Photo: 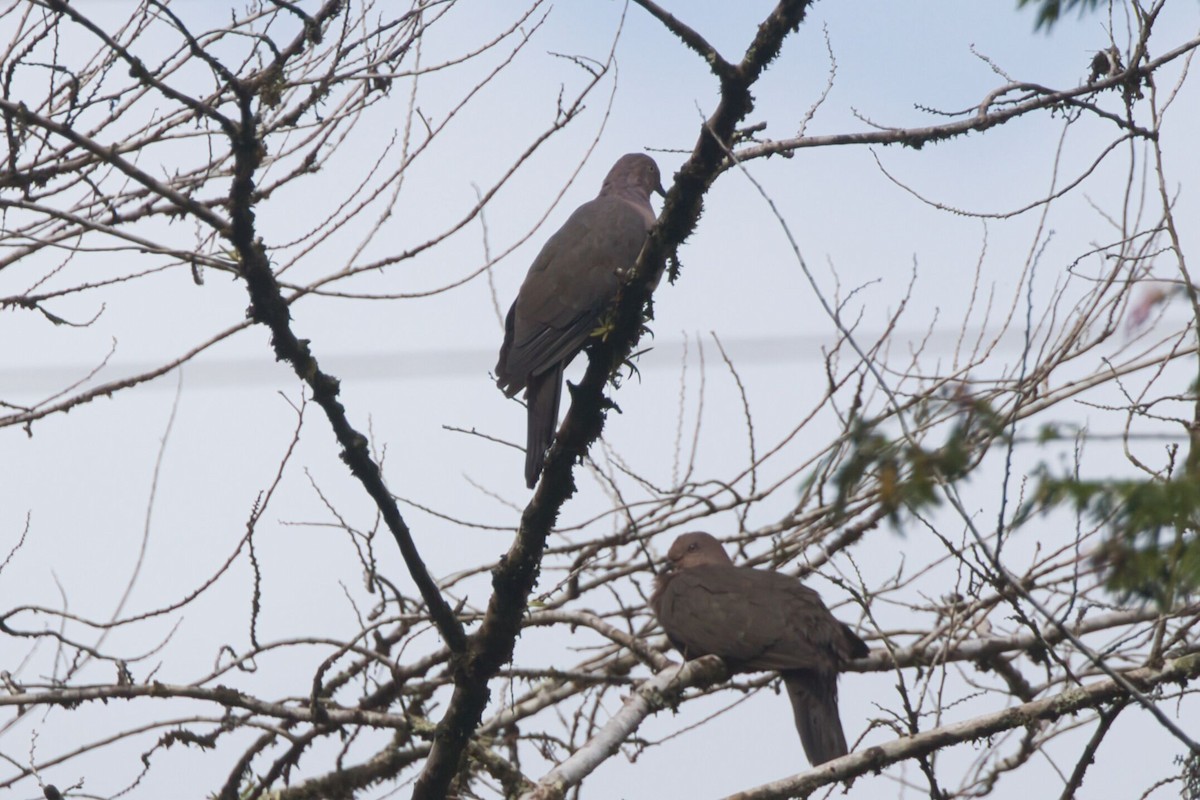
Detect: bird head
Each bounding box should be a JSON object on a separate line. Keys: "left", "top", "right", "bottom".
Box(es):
{"left": 603, "top": 153, "right": 665, "bottom": 199}
{"left": 664, "top": 531, "right": 734, "bottom": 572}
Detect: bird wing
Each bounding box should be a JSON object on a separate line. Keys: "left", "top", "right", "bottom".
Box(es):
{"left": 654, "top": 565, "right": 849, "bottom": 673}
{"left": 496, "top": 196, "right": 649, "bottom": 393}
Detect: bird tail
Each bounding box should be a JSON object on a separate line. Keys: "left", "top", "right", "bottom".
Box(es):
{"left": 783, "top": 670, "right": 850, "bottom": 766}
{"left": 524, "top": 365, "right": 562, "bottom": 489}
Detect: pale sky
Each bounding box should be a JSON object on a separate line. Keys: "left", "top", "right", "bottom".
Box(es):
{"left": 3, "top": 1, "right": 1199, "bottom": 798}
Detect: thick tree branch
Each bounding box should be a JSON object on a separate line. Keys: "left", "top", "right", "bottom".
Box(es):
{"left": 630, "top": 0, "right": 734, "bottom": 81}
{"left": 0, "top": 97, "right": 231, "bottom": 233}
{"left": 409, "top": 2, "right": 818, "bottom": 797}
{"left": 520, "top": 656, "right": 729, "bottom": 800}
{"left": 219, "top": 41, "right": 467, "bottom": 659}
{"left": 733, "top": 34, "right": 1200, "bottom": 162}
{"left": 0, "top": 682, "right": 422, "bottom": 730}
{"left": 719, "top": 651, "right": 1200, "bottom": 799}
{"left": 41, "top": 0, "right": 238, "bottom": 133}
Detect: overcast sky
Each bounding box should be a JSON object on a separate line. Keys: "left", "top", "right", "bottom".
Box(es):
{"left": 3, "top": 1, "right": 1199, "bottom": 798}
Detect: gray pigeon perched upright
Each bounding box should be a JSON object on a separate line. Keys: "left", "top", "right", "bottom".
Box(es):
{"left": 651, "top": 532, "right": 868, "bottom": 766}
{"left": 496, "top": 153, "right": 664, "bottom": 488}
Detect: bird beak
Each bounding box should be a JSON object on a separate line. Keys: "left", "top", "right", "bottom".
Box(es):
{"left": 654, "top": 181, "right": 667, "bottom": 198}
{"left": 661, "top": 558, "right": 677, "bottom": 574}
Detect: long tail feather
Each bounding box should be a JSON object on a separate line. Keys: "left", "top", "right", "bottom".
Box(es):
{"left": 783, "top": 670, "right": 850, "bottom": 766}
{"left": 524, "top": 366, "right": 562, "bottom": 489}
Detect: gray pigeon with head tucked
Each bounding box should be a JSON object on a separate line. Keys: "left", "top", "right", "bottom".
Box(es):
{"left": 651, "top": 531, "right": 868, "bottom": 766}
{"left": 496, "top": 153, "right": 664, "bottom": 489}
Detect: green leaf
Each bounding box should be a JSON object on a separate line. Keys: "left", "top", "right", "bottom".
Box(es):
{"left": 1016, "top": 0, "right": 1104, "bottom": 31}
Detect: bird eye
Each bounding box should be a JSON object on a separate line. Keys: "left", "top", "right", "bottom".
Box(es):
{"left": 687, "top": 543, "right": 698, "bottom": 552}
